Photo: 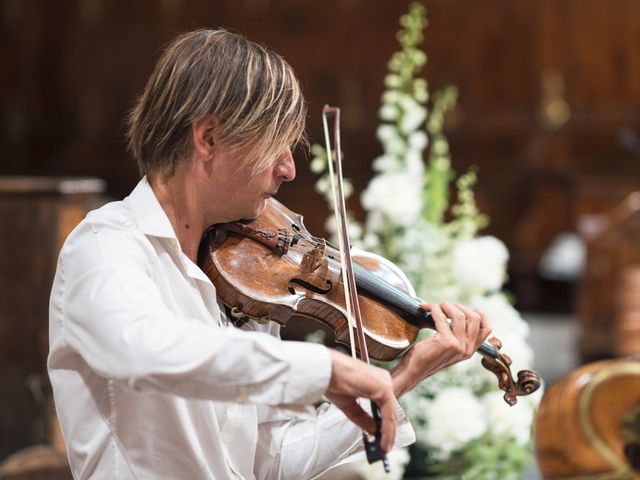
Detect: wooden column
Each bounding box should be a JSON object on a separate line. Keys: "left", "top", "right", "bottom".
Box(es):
{"left": 0, "top": 177, "right": 106, "bottom": 461}
{"left": 577, "top": 192, "right": 640, "bottom": 360}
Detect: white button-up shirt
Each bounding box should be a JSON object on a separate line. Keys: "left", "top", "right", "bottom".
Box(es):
{"left": 48, "top": 177, "right": 414, "bottom": 479}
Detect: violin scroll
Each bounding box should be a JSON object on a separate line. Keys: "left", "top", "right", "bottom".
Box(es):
{"left": 480, "top": 337, "right": 541, "bottom": 406}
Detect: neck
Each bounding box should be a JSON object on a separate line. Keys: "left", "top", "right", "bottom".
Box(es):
{"left": 148, "top": 170, "right": 206, "bottom": 263}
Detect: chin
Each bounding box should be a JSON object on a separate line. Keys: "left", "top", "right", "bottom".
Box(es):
{"left": 254, "top": 200, "right": 268, "bottom": 217}
{"left": 241, "top": 199, "right": 267, "bottom": 221}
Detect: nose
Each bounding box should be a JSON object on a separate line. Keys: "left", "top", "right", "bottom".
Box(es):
{"left": 274, "top": 148, "right": 296, "bottom": 182}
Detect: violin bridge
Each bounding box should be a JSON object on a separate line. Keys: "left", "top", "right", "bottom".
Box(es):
{"left": 301, "top": 239, "right": 326, "bottom": 272}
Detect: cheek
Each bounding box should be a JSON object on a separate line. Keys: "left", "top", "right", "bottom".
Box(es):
{"left": 247, "top": 170, "right": 274, "bottom": 190}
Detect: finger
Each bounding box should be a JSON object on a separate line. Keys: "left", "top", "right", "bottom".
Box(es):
{"left": 376, "top": 394, "right": 397, "bottom": 453}
{"left": 367, "top": 369, "right": 397, "bottom": 452}
{"left": 440, "top": 302, "right": 465, "bottom": 339}
{"left": 422, "top": 303, "right": 450, "bottom": 335}
{"left": 475, "top": 308, "right": 492, "bottom": 345}
{"left": 334, "top": 397, "right": 377, "bottom": 435}
{"left": 456, "top": 303, "right": 480, "bottom": 355}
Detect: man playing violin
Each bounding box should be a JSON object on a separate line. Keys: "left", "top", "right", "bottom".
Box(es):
{"left": 48, "top": 29, "right": 491, "bottom": 479}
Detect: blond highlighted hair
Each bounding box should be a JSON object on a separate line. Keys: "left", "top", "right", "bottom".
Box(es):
{"left": 127, "top": 29, "right": 307, "bottom": 178}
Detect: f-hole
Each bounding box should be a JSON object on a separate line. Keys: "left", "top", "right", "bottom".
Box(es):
{"left": 288, "top": 278, "right": 333, "bottom": 295}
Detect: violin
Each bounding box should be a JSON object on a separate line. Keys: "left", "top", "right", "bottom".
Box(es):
{"left": 198, "top": 105, "right": 540, "bottom": 472}
{"left": 197, "top": 197, "right": 541, "bottom": 406}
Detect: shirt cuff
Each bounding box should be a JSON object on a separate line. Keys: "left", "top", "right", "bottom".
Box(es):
{"left": 394, "top": 398, "right": 416, "bottom": 448}
{"left": 365, "top": 398, "right": 416, "bottom": 450}
{"left": 336, "top": 398, "right": 416, "bottom": 466}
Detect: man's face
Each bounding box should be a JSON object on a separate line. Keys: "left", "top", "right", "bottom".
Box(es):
{"left": 210, "top": 146, "right": 296, "bottom": 222}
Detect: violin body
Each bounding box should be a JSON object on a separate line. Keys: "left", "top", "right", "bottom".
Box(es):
{"left": 198, "top": 198, "right": 419, "bottom": 361}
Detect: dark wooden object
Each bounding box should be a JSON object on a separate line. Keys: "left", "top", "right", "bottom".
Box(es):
{"left": 535, "top": 357, "right": 640, "bottom": 479}
{"left": 616, "top": 265, "right": 640, "bottom": 356}
{"left": 577, "top": 192, "right": 640, "bottom": 360}
{"left": 0, "top": 445, "right": 72, "bottom": 480}
{"left": 2, "top": 2, "right": 640, "bottom": 316}
{"left": 0, "top": 177, "right": 106, "bottom": 460}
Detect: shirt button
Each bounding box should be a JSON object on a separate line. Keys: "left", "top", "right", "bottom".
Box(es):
{"left": 236, "top": 390, "right": 248, "bottom": 403}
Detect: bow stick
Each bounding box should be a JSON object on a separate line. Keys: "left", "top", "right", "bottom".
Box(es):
{"left": 322, "top": 105, "right": 391, "bottom": 473}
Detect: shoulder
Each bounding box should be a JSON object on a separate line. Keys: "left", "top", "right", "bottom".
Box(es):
{"left": 60, "top": 199, "right": 153, "bottom": 279}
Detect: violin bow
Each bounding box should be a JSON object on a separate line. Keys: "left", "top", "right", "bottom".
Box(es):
{"left": 322, "top": 105, "right": 391, "bottom": 473}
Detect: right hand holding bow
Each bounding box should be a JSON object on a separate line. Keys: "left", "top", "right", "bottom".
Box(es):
{"left": 325, "top": 349, "right": 397, "bottom": 453}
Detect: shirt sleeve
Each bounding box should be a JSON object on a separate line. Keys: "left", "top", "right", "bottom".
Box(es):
{"left": 56, "top": 223, "right": 332, "bottom": 407}
{"left": 254, "top": 400, "right": 415, "bottom": 480}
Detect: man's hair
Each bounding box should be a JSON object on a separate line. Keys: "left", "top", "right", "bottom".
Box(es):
{"left": 126, "top": 29, "right": 307, "bottom": 179}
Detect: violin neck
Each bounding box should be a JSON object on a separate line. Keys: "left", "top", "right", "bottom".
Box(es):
{"left": 353, "top": 264, "right": 499, "bottom": 360}
{"left": 353, "top": 262, "right": 434, "bottom": 329}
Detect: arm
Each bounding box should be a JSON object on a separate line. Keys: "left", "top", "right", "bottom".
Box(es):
{"left": 391, "top": 302, "right": 491, "bottom": 397}
{"left": 254, "top": 398, "right": 414, "bottom": 480}
{"left": 60, "top": 222, "right": 404, "bottom": 447}
{"left": 58, "top": 225, "right": 331, "bottom": 407}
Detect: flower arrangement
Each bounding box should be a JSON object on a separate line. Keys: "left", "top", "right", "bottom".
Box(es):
{"left": 310, "top": 3, "right": 542, "bottom": 478}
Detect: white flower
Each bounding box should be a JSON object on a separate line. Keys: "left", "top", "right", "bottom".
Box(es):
{"left": 379, "top": 104, "right": 398, "bottom": 121}
{"left": 376, "top": 124, "right": 397, "bottom": 143}
{"left": 433, "top": 138, "right": 449, "bottom": 155}
{"left": 400, "top": 110, "right": 426, "bottom": 133}
{"left": 471, "top": 293, "right": 530, "bottom": 339}
{"left": 376, "top": 125, "right": 406, "bottom": 155}
{"left": 361, "top": 232, "right": 381, "bottom": 250}
{"left": 398, "top": 94, "right": 419, "bottom": 113}
{"left": 383, "top": 136, "right": 407, "bottom": 156}
{"left": 419, "top": 387, "right": 487, "bottom": 455}
{"left": 364, "top": 210, "right": 386, "bottom": 233}
{"left": 482, "top": 391, "right": 534, "bottom": 445}
{"left": 408, "top": 131, "right": 428, "bottom": 150}
{"left": 314, "top": 176, "right": 331, "bottom": 195}
{"left": 372, "top": 154, "right": 399, "bottom": 172}
{"left": 382, "top": 90, "right": 401, "bottom": 104}
{"left": 324, "top": 215, "right": 363, "bottom": 246}
{"left": 397, "top": 95, "right": 427, "bottom": 132}
{"left": 413, "top": 78, "right": 429, "bottom": 102}
{"left": 452, "top": 236, "right": 508, "bottom": 294}
{"left": 309, "top": 156, "right": 326, "bottom": 174}
{"left": 494, "top": 333, "right": 534, "bottom": 373}
{"left": 405, "top": 149, "right": 424, "bottom": 175}
{"left": 385, "top": 74, "right": 401, "bottom": 88}
{"left": 401, "top": 390, "right": 431, "bottom": 425}
{"left": 361, "top": 172, "right": 423, "bottom": 226}
{"left": 450, "top": 354, "right": 481, "bottom": 374}
{"left": 470, "top": 294, "right": 534, "bottom": 374}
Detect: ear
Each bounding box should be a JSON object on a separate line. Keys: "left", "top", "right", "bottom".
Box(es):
{"left": 191, "top": 117, "right": 217, "bottom": 159}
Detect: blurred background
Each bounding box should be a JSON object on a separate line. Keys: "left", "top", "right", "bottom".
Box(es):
{"left": 1, "top": 0, "right": 640, "bottom": 476}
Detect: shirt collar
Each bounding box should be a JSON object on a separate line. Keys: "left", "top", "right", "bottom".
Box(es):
{"left": 125, "top": 176, "right": 177, "bottom": 239}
